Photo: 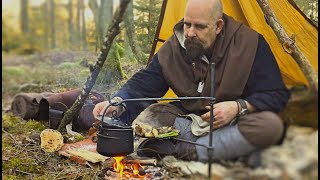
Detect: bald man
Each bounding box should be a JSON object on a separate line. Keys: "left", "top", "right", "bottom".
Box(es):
{"left": 93, "top": 0, "right": 289, "bottom": 166}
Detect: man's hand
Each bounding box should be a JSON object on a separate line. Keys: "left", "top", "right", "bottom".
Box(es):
{"left": 200, "top": 101, "right": 238, "bottom": 129}
{"left": 92, "top": 97, "right": 125, "bottom": 118}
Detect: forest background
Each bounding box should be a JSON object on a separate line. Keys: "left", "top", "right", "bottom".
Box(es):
{"left": 2, "top": 0, "right": 318, "bottom": 99}
{"left": 2, "top": 0, "right": 318, "bottom": 179}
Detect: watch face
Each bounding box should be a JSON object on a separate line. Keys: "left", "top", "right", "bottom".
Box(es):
{"left": 240, "top": 108, "right": 248, "bottom": 115}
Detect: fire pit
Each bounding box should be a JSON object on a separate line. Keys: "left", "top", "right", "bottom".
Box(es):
{"left": 100, "top": 156, "right": 167, "bottom": 180}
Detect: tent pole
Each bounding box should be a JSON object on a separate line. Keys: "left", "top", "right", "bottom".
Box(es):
{"left": 208, "top": 62, "right": 215, "bottom": 178}
{"left": 147, "top": 0, "right": 168, "bottom": 65}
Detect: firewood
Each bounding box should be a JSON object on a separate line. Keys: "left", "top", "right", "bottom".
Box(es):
{"left": 102, "top": 158, "right": 116, "bottom": 168}
{"left": 125, "top": 159, "right": 157, "bottom": 166}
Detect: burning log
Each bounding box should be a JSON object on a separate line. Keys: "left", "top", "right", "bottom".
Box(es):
{"left": 101, "top": 156, "right": 160, "bottom": 179}
{"left": 102, "top": 157, "right": 157, "bottom": 169}
{"left": 125, "top": 159, "right": 157, "bottom": 166}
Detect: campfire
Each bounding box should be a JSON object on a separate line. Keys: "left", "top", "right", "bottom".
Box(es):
{"left": 101, "top": 156, "right": 162, "bottom": 179}
{"left": 112, "top": 156, "right": 144, "bottom": 178}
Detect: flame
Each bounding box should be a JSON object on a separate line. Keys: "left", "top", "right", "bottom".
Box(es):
{"left": 112, "top": 156, "right": 145, "bottom": 178}
{"left": 113, "top": 156, "right": 124, "bottom": 177}
{"left": 131, "top": 163, "right": 142, "bottom": 176}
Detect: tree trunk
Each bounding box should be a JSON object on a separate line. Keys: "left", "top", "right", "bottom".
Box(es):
{"left": 42, "top": 0, "right": 49, "bottom": 50}
{"left": 49, "top": 0, "right": 55, "bottom": 49}
{"left": 148, "top": 0, "right": 157, "bottom": 46}
{"left": 256, "top": 0, "right": 318, "bottom": 96}
{"left": 99, "top": 0, "right": 113, "bottom": 47}
{"left": 88, "top": 0, "right": 100, "bottom": 50}
{"left": 80, "top": 0, "right": 87, "bottom": 50}
{"left": 68, "top": 0, "right": 74, "bottom": 48}
{"left": 20, "top": 0, "right": 29, "bottom": 34}
{"left": 124, "top": 0, "right": 146, "bottom": 63}
{"left": 76, "top": 0, "right": 81, "bottom": 49}
{"left": 57, "top": 0, "right": 131, "bottom": 132}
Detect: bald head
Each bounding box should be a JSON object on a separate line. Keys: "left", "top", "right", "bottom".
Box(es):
{"left": 186, "top": 0, "right": 223, "bottom": 20}
{"left": 183, "top": 0, "right": 225, "bottom": 51}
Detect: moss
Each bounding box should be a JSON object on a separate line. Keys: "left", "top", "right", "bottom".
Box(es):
{"left": 2, "top": 175, "right": 18, "bottom": 180}
{"left": 34, "top": 175, "right": 51, "bottom": 180}
{"left": 25, "top": 120, "right": 46, "bottom": 132}
{"left": 77, "top": 58, "right": 89, "bottom": 67}
{"left": 2, "top": 114, "right": 29, "bottom": 134}
{"left": 79, "top": 69, "right": 90, "bottom": 78}
{"left": 2, "top": 137, "right": 18, "bottom": 155}
{"left": 74, "top": 134, "right": 85, "bottom": 142}
{"left": 2, "top": 157, "right": 43, "bottom": 174}
{"left": 2, "top": 114, "right": 21, "bottom": 130}
{"left": 115, "top": 43, "right": 125, "bottom": 58}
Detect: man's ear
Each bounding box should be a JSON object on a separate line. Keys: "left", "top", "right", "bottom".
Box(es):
{"left": 215, "top": 19, "right": 224, "bottom": 34}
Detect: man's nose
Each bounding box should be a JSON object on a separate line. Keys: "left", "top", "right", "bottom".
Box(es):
{"left": 187, "top": 27, "right": 196, "bottom": 37}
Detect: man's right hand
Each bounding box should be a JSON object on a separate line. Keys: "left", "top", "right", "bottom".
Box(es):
{"left": 92, "top": 97, "right": 125, "bottom": 118}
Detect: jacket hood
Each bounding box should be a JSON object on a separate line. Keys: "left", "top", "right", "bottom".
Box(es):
{"left": 173, "top": 14, "right": 243, "bottom": 64}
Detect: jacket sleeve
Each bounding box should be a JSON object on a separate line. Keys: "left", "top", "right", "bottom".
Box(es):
{"left": 115, "top": 54, "right": 169, "bottom": 99}
{"left": 113, "top": 54, "right": 169, "bottom": 123}
{"left": 242, "top": 34, "right": 290, "bottom": 113}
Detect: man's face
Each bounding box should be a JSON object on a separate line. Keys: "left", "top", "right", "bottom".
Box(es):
{"left": 183, "top": 1, "right": 220, "bottom": 52}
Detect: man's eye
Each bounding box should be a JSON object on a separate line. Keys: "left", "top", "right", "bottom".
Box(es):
{"left": 184, "top": 22, "right": 191, "bottom": 27}
{"left": 196, "top": 25, "right": 206, "bottom": 29}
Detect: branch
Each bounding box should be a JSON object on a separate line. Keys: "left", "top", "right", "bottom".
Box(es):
{"left": 57, "top": 0, "right": 131, "bottom": 132}
{"left": 256, "top": 0, "right": 318, "bottom": 95}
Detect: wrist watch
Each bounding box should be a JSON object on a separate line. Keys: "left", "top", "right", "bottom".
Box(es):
{"left": 237, "top": 99, "right": 249, "bottom": 116}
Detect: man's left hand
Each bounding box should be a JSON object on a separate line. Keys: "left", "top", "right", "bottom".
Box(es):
{"left": 200, "top": 101, "right": 238, "bottom": 129}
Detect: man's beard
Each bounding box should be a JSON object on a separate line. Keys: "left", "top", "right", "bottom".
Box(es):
{"left": 184, "top": 37, "right": 205, "bottom": 60}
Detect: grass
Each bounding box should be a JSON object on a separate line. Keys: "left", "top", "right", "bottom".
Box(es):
{"left": 2, "top": 50, "right": 144, "bottom": 179}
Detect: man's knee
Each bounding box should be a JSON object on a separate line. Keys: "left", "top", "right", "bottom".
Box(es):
{"left": 237, "top": 111, "right": 284, "bottom": 149}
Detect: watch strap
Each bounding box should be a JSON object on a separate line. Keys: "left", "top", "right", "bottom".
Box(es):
{"left": 236, "top": 99, "right": 249, "bottom": 116}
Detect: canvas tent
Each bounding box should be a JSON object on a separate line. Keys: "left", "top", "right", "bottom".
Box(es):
{"left": 148, "top": 0, "right": 318, "bottom": 97}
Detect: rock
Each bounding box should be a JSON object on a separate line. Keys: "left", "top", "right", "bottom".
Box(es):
{"left": 160, "top": 156, "right": 227, "bottom": 178}
{"left": 259, "top": 125, "right": 318, "bottom": 180}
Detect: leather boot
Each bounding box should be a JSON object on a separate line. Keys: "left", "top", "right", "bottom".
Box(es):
{"left": 45, "top": 89, "right": 104, "bottom": 130}
{"left": 72, "top": 98, "right": 96, "bottom": 132}
{"left": 137, "top": 138, "right": 198, "bottom": 161}
{"left": 10, "top": 92, "right": 55, "bottom": 120}
{"left": 174, "top": 141, "right": 198, "bottom": 161}
{"left": 45, "top": 88, "right": 81, "bottom": 108}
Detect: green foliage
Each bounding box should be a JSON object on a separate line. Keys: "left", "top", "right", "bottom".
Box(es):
{"left": 134, "top": 0, "right": 162, "bottom": 55}
{"left": 77, "top": 58, "right": 90, "bottom": 67}
{"left": 3, "top": 176, "right": 18, "bottom": 180}
{"left": 2, "top": 66, "right": 27, "bottom": 78}
{"left": 2, "top": 16, "right": 42, "bottom": 54}
{"left": 115, "top": 43, "right": 125, "bottom": 58}
{"left": 74, "top": 134, "right": 85, "bottom": 141}
{"left": 2, "top": 114, "right": 43, "bottom": 135}
{"left": 2, "top": 157, "right": 44, "bottom": 174}
{"left": 96, "top": 42, "right": 127, "bottom": 85}
{"left": 2, "top": 135, "right": 19, "bottom": 155}
{"left": 25, "top": 120, "right": 47, "bottom": 132}
{"left": 2, "top": 20, "right": 21, "bottom": 52}
{"left": 57, "top": 62, "right": 81, "bottom": 69}
{"left": 2, "top": 114, "right": 22, "bottom": 131}
{"left": 2, "top": 56, "right": 90, "bottom": 99}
